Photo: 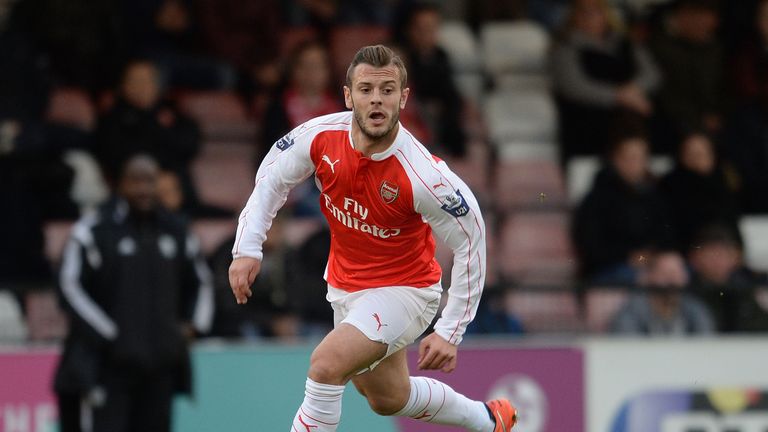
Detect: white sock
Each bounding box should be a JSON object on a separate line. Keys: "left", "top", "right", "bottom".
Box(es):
{"left": 394, "top": 376, "right": 495, "bottom": 432}
{"left": 290, "top": 378, "right": 345, "bottom": 432}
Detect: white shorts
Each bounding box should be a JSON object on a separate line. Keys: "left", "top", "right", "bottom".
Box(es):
{"left": 327, "top": 283, "right": 442, "bottom": 371}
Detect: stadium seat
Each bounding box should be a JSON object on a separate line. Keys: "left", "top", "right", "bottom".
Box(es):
{"left": 191, "top": 219, "right": 238, "bottom": 255}
{"left": 25, "top": 289, "right": 68, "bottom": 341}
{"left": 46, "top": 87, "right": 96, "bottom": 131}
{"left": 480, "top": 21, "right": 549, "bottom": 78}
{"left": 740, "top": 216, "right": 768, "bottom": 272}
{"left": 566, "top": 156, "right": 601, "bottom": 206}
{"left": 0, "top": 290, "right": 27, "bottom": 341}
{"left": 439, "top": 21, "right": 481, "bottom": 73}
{"left": 504, "top": 290, "right": 583, "bottom": 332}
{"left": 452, "top": 72, "right": 484, "bottom": 103}
{"left": 176, "top": 91, "right": 256, "bottom": 141}
{"left": 497, "top": 212, "right": 576, "bottom": 285}
{"left": 584, "top": 288, "right": 629, "bottom": 333}
{"left": 330, "top": 26, "right": 391, "bottom": 78}
{"left": 484, "top": 89, "right": 556, "bottom": 145}
{"left": 494, "top": 158, "right": 566, "bottom": 210}
{"left": 44, "top": 221, "right": 74, "bottom": 265}
{"left": 192, "top": 141, "right": 256, "bottom": 211}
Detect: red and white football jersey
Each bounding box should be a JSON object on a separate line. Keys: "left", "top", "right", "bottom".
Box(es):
{"left": 233, "top": 112, "right": 485, "bottom": 344}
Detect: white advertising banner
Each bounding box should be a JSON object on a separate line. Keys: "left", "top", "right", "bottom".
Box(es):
{"left": 585, "top": 337, "right": 768, "bottom": 432}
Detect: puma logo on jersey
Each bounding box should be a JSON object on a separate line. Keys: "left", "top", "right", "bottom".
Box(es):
{"left": 322, "top": 155, "right": 340, "bottom": 173}
{"left": 432, "top": 179, "right": 446, "bottom": 190}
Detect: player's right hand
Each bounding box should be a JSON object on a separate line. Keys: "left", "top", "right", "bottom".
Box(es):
{"left": 228, "top": 257, "right": 261, "bottom": 304}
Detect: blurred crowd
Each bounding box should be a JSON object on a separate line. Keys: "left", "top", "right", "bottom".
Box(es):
{"left": 1, "top": 0, "right": 768, "bottom": 348}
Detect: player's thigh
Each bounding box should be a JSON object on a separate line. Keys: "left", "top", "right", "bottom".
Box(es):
{"left": 309, "top": 323, "right": 388, "bottom": 384}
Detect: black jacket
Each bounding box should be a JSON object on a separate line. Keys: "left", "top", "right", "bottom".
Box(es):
{"left": 572, "top": 167, "right": 674, "bottom": 278}
{"left": 54, "top": 199, "right": 213, "bottom": 394}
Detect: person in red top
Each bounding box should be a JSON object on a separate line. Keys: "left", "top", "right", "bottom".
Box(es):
{"left": 229, "top": 45, "right": 517, "bottom": 432}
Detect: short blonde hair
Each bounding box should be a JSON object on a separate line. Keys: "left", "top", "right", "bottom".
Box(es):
{"left": 345, "top": 45, "right": 407, "bottom": 89}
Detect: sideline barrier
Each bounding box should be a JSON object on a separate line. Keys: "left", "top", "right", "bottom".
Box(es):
{"left": 0, "top": 338, "right": 766, "bottom": 432}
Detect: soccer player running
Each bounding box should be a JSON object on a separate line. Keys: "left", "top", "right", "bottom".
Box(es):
{"left": 229, "top": 45, "right": 517, "bottom": 432}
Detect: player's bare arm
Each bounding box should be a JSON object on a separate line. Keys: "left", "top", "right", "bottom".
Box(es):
{"left": 228, "top": 257, "right": 261, "bottom": 304}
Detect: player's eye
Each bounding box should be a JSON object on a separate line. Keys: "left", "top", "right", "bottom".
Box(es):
{"left": 360, "top": 87, "right": 370, "bottom": 94}
{"left": 383, "top": 88, "right": 393, "bottom": 95}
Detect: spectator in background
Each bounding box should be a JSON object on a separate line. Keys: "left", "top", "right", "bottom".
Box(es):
{"left": 658, "top": 131, "right": 740, "bottom": 251}
{"left": 10, "top": 0, "right": 124, "bottom": 94}
{"left": 95, "top": 60, "right": 230, "bottom": 218}
{"left": 196, "top": 0, "right": 282, "bottom": 107}
{"left": 572, "top": 131, "right": 673, "bottom": 285}
{"left": 551, "top": 0, "right": 660, "bottom": 161}
{"left": 724, "top": 69, "right": 768, "bottom": 214}
{"left": 209, "top": 215, "right": 301, "bottom": 340}
{"left": 730, "top": 0, "right": 768, "bottom": 103}
{"left": 610, "top": 251, "right": 715, "bottom": 335}
{"left": 53, "top": 154, "right": 213, "bottom": 432}
{"left": 261, "top": 40, "right": 342, "bottom": 155}
{"left": 261, "top": 41, "right": 342, "bottom": 218}
{"left": 687, "top": 226, "right": 768, "bottom": 332}
{"left": 649, "top": 0, "right": 723, "bottom": 147}
{"left": 120, "top": 0, "right": 234, "bottom": 89}
{"left": 394, "top": 1, "right": 469, "bottom": 157}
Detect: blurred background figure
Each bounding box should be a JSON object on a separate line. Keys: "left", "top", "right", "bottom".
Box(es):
{"left": 119, "top": 0, "right": 234, "bottom": 90}
{"left": 649, "top": 0, "right": 723, "bottom": 148}
{"left": 196, "top": 0, "right": 282, "bottom": 108}
{"left": 260, "top": 40, "right": 342, "bottom": 218}
{"left": 208, "top": 214, "right": 301, "bottom": 341}
{"left": 261, "top": 40, "right": 342, "bottom": 156}
{"left": 729, "top": 0, "right": 768, "bottom": 104}
{"left": 687, "top": 225, "right": 768, "bottom": 333}
{"left": 551, "top": 0, "right": 660, "bottom": 162}
{"left": 393, "top": 0, "right": 469, "bottom": 157}
{"left": 658, "top": 131, "right": 740, "bottom": 251}
{"left": 95, "top": 60, "right": 230, "bottom": 218}
{"left": 610, "top": 250, "right": 715, "bottom": 335}
{"left": 572, "top": 130, "right": 672, "bottom": 285}
{"left": 54, "top": 154, "right": 213, "bottom": 432}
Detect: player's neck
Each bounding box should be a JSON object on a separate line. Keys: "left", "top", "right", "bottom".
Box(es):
{"left": 351, "top": 122, "right": 399, "bottom": 158}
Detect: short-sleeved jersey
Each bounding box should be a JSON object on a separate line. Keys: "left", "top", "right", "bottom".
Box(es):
{"left": 233, "top": 112, "right": 485, "bottom": 344}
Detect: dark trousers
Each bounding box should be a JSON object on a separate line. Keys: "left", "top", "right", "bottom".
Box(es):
{"left": 88, "top": 367, "right": 175, "bottom": 432}
{"left": 57, "top": 392, "right": 83, "bottom": 432}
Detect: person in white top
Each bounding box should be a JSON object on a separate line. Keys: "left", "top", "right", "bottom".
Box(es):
{"left": 229, "top": 45, "right": 517, "bottom": 432}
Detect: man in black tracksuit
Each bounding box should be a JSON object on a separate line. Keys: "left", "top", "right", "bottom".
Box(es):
{"left": 53, "top": 154, "right": 214, "bottom": 432}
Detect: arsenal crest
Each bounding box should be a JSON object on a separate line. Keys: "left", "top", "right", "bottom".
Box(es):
{"left": 379, "top": 181, "right": 399, "bottom": 204}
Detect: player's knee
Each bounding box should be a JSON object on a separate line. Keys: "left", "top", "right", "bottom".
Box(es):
{"left": 308, "top": 352, "right": 345, "bottom": 385}
{"left": 366, "top": 393, "right": 407, "bottom": 416}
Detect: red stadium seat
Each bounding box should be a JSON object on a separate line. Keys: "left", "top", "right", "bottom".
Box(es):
{"left": 191, "top": 219, "right": 238, "bottom": 256}
{"left": 495, "top": 159, "right": 566, "bottom": 210}
{"left": 25, "top": 290, "right": 68, "bottom": 341}
{"left": 497, "top": 211, "right": 576, "bottom": 285}
{"left": 584, "top": 288, "right": 629, "bottom": 333}
{"left": 44, "top": 221, "right": 74, "bottom": 265}
{"left": 46, "top": 87, "right": 96, "bottom": 131}
{"left": 192, "top": 141, "right": 256, "bottom": 211}
{"left": 330, "top": 26, "right": 391, "bottom": 78}
{"left": 504, "top": 290, "right": 583, "bottom": 332}
{"left": 176, "top": 91, "right": 256, "bottom": 141}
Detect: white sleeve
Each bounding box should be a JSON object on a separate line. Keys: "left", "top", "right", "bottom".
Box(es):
{"left": 414, "top": 162, "right": 486, "bottom": 345}
{"left": 232, "top": 125, "right": 316, "bottom": 260}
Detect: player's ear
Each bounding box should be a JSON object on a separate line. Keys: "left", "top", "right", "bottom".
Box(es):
{"left": 344, "top": 86, "right": 353, "bottom": 109}
{"left": 400, "top": 87, "right": 410, "bottom": 109}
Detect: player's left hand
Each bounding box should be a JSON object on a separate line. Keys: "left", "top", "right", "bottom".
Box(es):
{"left": 418, "top": 333, "right": 458, "bottom": 373}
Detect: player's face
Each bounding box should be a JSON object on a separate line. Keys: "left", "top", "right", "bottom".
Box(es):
{"left": 344, "top": 64, "right": 409, "bottom": 141}
{"left": 119, "top": 158, "right": 160, "bottom": 213}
